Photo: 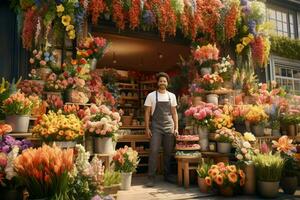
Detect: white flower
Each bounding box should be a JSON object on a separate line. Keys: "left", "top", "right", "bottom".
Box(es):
{"left": 241, "top": 148, "right": 248, "bottom": 154}
{"left": 245, "top": 153, "right": 251, "bottom": 160}
{"left": 236, "top": 154, "right": 243, "bottom": 160}
{"left": 243, "top": 141, "right": 251, "bottom": 148}
{"left": 5, "top": 146, "right": 19, "bottom": 180}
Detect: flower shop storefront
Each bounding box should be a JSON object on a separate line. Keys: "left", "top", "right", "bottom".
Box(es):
{"left": 0, "top": 0, "right": 300, "bottom": 199}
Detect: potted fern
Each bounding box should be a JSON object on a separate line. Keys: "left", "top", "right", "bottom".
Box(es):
{"left": 253, "top": 153, "right": 284, "bottom": 198}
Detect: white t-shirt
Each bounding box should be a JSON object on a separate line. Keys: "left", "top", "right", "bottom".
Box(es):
{"left": 144, "top": 91, "right": 177, "bottom": 115}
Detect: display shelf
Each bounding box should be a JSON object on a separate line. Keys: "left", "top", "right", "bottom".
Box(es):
{"left": 8, "top": 132, "right": 32, "bottom": 138}
{"left": 119, "top": 88, "right": 139, "bottom": 91}
{"left": 120, "top": 96, "right": 139, "bottom": 100}
{"left": 140, "top": 80, "right": 156, "bottom": 84}
{"left": 176, "top": 147, "right": 201, "bottom": 151}
{"left": 175, "top": 155, "right": 202, "bottom": 159}
{"left": 120, "top": 126, "right": 145, "bottom": 129}
{"left": 176, "top": 138, "right": 200, "bottom": 142}
{"left": 65, "top": 102, "right": 92, "bottom": 106}
{"left": 203, "top": 89, "right": 234, "bottom": 95}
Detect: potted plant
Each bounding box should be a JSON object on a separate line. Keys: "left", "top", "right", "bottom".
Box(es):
{"left": 14, "top": 145, "right": 74, "bottom": 200}
{"left": 253, "top": 152, "right": 284, "bottom": 198}
{"left": 3, "top": 91, "right": 33, "bottom": 133}
{"left": 204, "top": 162, "right": 245, "bottom": 197}
{"left": 232, "top": 132, "right": 259, "bottom": 195}
{"left": 245, "top": 105, "right": 268, "bottom": 136}
{"left": 103, "top": 170, "right": 121, "bottom": 196}
{"left": 215, "top": 127, "right": 236, "bottom": 154}
{"left": 272, "top": 136, "right": 299, "bottom": 195}
{"left": 112, "top": 146, "right": 139, "bottom": 190}
{"left": 185, "top": 102, "right": 222, "bottom": 151}
{"left": 32, "top": 110, "right": 84, "bottom": 148}
{"left": 193, "top": 44, "right": 219, "bottom": 75}
{"left": 77, "top": 35, "right": 109, "bottom": 70}
{"left": 232, "top": 105, "right": 249, "bottom": 133}
{"left": 83, "top": 104, "right": 121, "bottom": 154}
{"left": 196, "top": 159, "right": 213, "bottom": 193}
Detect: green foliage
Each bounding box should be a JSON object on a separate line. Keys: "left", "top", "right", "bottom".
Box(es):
{"left": 253, "top": 153, "right": 284, "bottom": 182}
{"left": 281, "top": 114, "right": 300, "bottom": 125}
{"left": 103, "top": 170, "right": 121, "bottom": 187}
{"left": 197, "top": 159, "right": 213, "bottom": 178}
{"left": 68, "top": 174, "right": 97, "bottom": 200}
{"left": 2, "top": 101, "right": 33, "bottom": 116}
{"left": 270, "top": 36, "right": 300, "bottom": 60}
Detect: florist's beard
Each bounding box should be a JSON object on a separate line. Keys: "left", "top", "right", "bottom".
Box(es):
{"left": 159, "top": 84, "right": 167, "bottom": 90}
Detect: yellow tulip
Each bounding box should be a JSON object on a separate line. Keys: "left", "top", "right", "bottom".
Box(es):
{"left": 61, "top": 15, "right": 71, "bottom": 26}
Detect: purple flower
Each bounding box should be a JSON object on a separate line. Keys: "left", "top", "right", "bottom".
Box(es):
{"left": 248, "top": 20, "right": 257, "bottom": 35}
{"left": 0, "top": 135, "right": 32, "bottom": 153}
{"left": 91, "top": 195, "right": 102, "bottom": 200}
{"left": 242, "top": 5, "right": 251, "bottom": 15}
{"left": 142, "top": 10, "right": 155, "bottom": 25}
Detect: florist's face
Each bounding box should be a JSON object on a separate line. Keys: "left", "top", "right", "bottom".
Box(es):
{"left": 158, "top": 77, "right": 168, "bottom": 90}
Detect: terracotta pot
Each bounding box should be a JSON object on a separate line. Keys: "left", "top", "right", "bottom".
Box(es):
{"left": 280, "top": 176, "right": 298, "bottom": 195}
{"left": 37, "top": 67, "right": 52, "bottom": 81}
{"left": 243, "top": 95, "right": 256, "bottom": 104}
{"left": 192, "top": 96, "right": 203, "bottom": 106}
{"left": 198, "top": 177, "right": 209, "bottom": 193}
{"left": 219, "top": 186, "right": 234, "bottom": 197}
{"left": 287, "top": 124, "right": 296, "bottom": 136}
{"left": 258, "top": 181, "right": 279, "bottom": 198}
{"left": 243, "top": 164, "right": 256, "bottom": 195}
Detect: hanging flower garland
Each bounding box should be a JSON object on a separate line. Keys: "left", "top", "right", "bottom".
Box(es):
{"left": 22, "top": 7, "right": 38, "bottom": 50}
{"left": 251, "top": 36, "right": 264, "bottom": 68}
{"left": 89, "top": 0, "right": 107, "bottom": 25}
{"left": 112, "top": 0, "right": 126, "bottom": 30}
{"left": 129, "top": 0, "right": 141, "bottom": 30}
{"left": 224, "top": 0, "right": 240, "bottom": 40}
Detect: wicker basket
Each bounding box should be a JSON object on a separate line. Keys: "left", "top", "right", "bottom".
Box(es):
{"left": 103, "top": 184, "right": 120, "bottom": 195}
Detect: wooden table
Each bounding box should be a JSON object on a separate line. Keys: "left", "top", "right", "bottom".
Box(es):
{"left": 176, "top": 156, "right": 201, "bottom": 188}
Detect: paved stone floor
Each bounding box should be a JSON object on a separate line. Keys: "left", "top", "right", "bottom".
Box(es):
{"left": 117, "top": 176, "right": 300, "bottom": 200}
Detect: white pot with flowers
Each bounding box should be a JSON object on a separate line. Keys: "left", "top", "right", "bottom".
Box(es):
{"left": 215, "top": 127, "right": 236, "bottom": 154}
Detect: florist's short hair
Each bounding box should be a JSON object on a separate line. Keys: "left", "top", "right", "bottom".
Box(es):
{"left": 156, "top": 72, "right": 170, "bottom": 83}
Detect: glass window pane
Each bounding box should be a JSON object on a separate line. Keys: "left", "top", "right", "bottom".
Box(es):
{"left": 269, "top": 9, "right": 276, "bottom": 19}
{"left": 276, "top": 11, "right": 282, "bottom": 20}
{"left": 289, "top": 14, "right": 294, "bottom": 23}
{"left": 294, "top": 80, "right": 300, "bottom": 91}
{"left": 276, "top": 78, "right": 281, "bottom": 85}
{"left": 277, "top": 22, "right": 283, "bottom": 31}
{"left": 281, "top": 68, "right": 287, "bottom": 76}
{"left": 287, "top": 69, "right": 292, "bottom": 77}
{"left": 282, "top": 13, "right": 287, "bottom": 22}
{"left": 275, "top": 66, "right": 280, "bottom": 76}
{"left": 293, "top": 70, "right": 300, "bottom": 78}
{"left": 283, "top": 23, "right": 288, "bottom": 31}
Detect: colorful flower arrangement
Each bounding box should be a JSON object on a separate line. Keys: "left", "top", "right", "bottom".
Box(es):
{"left": 14, "top": 145, "right": 74, "bottom": 199}
{"left": 46, "top": 94, "right": 64, "bottom": 111}
{"left": 224, "top": 0, "right": 240, "bottom": 40}
{"left": 0, "top": 123, "right": 12, "bottom": 136}
{"left": 0, "top": 146, "right": 19, "bottom": 188}
{"left": 83, "top": 104, "right": 122, "bottom": 138}
{"left": 44, "top": 73, "right": 68, "bottom": 92}
{"left": 215, "top": 127, "right": 236, "bottom": 143}
{"left": 189, "top": 83, "right": 204, "bottom": 97}
{"left": 29, "top": 49, "right": 57, "bottom": 69}
{"left": 77, "top": 35, "right": 109, "bottom": 60}
{"left": 112, "top": 146, "right": 139, "bottom": 173}
{"left": 32, "top": 111, "right": 84, "bottom": 141}
{"left": 245, "top": 105, "right": 268, "bottom": 125}
{"left": 235, "top": 34, "right": 254, "bottom": 54}
{"left": 0, "top": 134, "right": 32, "bottom": 154}
{"left": 2, "top": 92, "right": 33, "bottom": 116}
{"left": 193, "top": 44, "right": 219, "bottom": 65}
{"left": 199, "top": 73, "right": 223, "bottom": 91}
{"left": 204, "top": 162, "right": 245, "bottom": 189}
{"left": 215, "top": 56, "right": 234, "bottom": 81}
{"left": 232, "top": 105, "right": 249, "bottom": 123}
{"left": 185, "top": 102, "right": 222, "bottom": 128}
{"left": 28, "top": 69, "right": 41, "bottom": 80}
{"left": 56, "top": 4, "right": 76, "bottom": 40}
{"left": 233, "top": 132, "right": 259, "bottom": 164}
{"left": 28, "top": 95, "right": 47, "bottom": 117}
{"left": 17, "top": 79, "right": 44, "bottom": 97}
{"left": 214, "top": 114, "right": 233, "bottom": 130}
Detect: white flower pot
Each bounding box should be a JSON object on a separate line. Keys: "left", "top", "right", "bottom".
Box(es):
{"left": 53, "top": 141, "right": 77, "bottom": 148}
{"left": 94, "top": 137, "right": 114, "bottom": 154}
{"left": 258, "top": 181, "right": 279, "bottom": 198}
{"left": 121, "top": 172, "right": 132, "bottom": 190}
{"left": 5, "top": 115, "right": 30, "bottom": 133}
{"left": 206, "top": 94, "right": 218, "bottom": 105}
{"left": 200, "top": 67, "right": 212, "bottom": 76}
{"left": 198, "top": 126, "right": 208, "bottom": 151}
{"left": 90, "top": 58, "right": 98, "bottom": 71}
{"left": 217, "top": 142, "right": 231, "bottom": 153}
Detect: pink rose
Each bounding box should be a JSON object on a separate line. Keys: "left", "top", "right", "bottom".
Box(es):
{"left": 40, "top": 60, "right": 47, "bottom": 66}
{"left": 90, "top": 104, "right": 99, "bottom": 114}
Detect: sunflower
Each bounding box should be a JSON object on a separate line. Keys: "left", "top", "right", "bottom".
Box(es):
{"left": 61, "top": 15, "right": 71, "bottom": 26}
{"left": 205, "top": 177, "right": 212, "bottom": 186}
{"left": 215, "top": 175, "right": 224, "bottom": 186}
{"left": 228, "top": 172, "right": 238, "bottom": 183}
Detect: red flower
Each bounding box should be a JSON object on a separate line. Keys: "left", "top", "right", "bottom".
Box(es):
{"left": 79, "top": 58, "right": 87, "bottom": 65}
{"left": 77, "top": 66, "right": 82, "bottom": 73}
{"left": 89, "top": 0, "right": 107, "bottom": 25}
{"left": 87, "top": 49, "right": 93, "bottom": 55}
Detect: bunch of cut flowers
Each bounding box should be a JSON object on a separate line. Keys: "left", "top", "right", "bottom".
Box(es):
{"left": 199, "top": 73, "right": 223, "bottom": 91}
{"left": 77, "top": 35, "right": 109, "bottom": 60}
{"left": 215, "top": 56, "right": 234, "bottom": 81}
{"left": 2, "top": 91, "right": 33, "bottom": 116}
{"left": 193, "top": 44, "right": 219, "bottom": 65}
{"left": 215, "top": 127, "right": 236, "bottom": 143}
{"left": 112, "top": 146, "right": 139, "bottom": 173}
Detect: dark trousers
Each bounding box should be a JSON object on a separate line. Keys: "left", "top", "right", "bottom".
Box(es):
{"left": 148, "top": 131, "right": 175, "bottom": 178}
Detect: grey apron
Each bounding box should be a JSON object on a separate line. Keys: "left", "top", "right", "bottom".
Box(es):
{"left": 148, "top": 91, "right": 175, "bottom": 177}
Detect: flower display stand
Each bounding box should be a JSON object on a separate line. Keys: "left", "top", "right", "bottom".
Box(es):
{"left": 94, "top": 153, "right": 114, "bottom": 171}
{"left": 176, "top": 156, "right": 201, "bottom": 188}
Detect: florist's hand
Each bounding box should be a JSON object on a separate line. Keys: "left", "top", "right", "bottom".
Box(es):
{"left": 146, "top": 128, "right": 152, "bottom": 138}
{"left": 173, "top": 129, "right": 179, "bottom": 136}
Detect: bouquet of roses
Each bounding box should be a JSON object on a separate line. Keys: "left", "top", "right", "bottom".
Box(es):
{"left": 204, "top": 162, "right": 245, "bottom": 189}
{"left": 14, "top": 145, "right": 74, "bottom": 199}
{"left": 185, "top": 102, "right": 222, "bottom": 129}
{"left": 32, "top": 110, "right": 84, "bottom": 141}
{"left": 17, "top": 79, "right": 43, "bottom": 97}
{"left": 199, "top": 73, "right": 223, "bottom": 91}
{"left": 83, "top": 104, "right": 122, "bottom": 138}
{"left": 29, "top": 49, "right": 57, "bottom": 69}
{"left": 2, "top": 91, "right": 33, "bottom": 116}
{"left": 77, "top": 35, "right": 109, "bottom": 60}
{"left": 112, "top": 146, "right": 139, "bottom": 173}
{"left": 245, "top": 105, "right": 269, "bottom": 125}
{"left": 215, "top": 127, "right": 236, "bottom": 143}
{"left": 193, "top": 44, "right": 219, "bottom": 65}
{"left": 233, "top": 132, "right": 259, "bottom": 165}
{"left": 44, "top": 73, "right": 68, "bottom": 92}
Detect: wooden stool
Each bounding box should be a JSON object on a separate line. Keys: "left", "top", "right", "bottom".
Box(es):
{"left": 176, "top": 156, "right": 201, "bottom": 188}
{"left": 94, "top": 153, "right": 113, "bottom": 170}
{"left": 201, "top": 152, "right": 232, "bottom": 163}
